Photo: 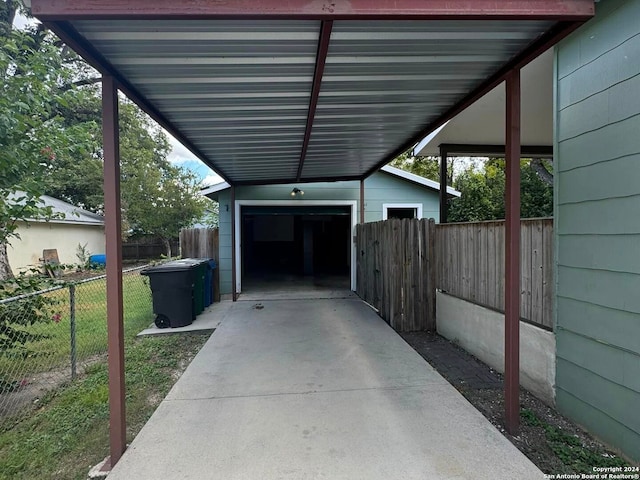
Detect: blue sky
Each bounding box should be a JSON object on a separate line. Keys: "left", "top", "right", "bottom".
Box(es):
{"left": 166, "top": 135, "right": 223, "bottom": 187}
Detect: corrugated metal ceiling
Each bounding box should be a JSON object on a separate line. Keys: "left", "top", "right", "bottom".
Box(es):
{"left": 71, "top": 18, "right": 555, "bottom": 184}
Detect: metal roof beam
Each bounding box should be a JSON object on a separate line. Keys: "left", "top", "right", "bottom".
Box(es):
{"left": 435, "top": 144, "right": 553, "bottom": 158}
{"left": 296, "top": 20, "right": 333, "bottom": 182}
{"left": 32, "top": 0, "right": 595, "bottom": 21}
{"left": 233, "top": 175, "right": 363, "bottom": 186}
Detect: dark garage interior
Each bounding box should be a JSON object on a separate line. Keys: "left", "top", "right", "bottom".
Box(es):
{"left": 241, "top": 206, "right": 351, "bottom": 291}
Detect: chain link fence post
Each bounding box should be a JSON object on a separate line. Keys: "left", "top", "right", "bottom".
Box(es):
{"left": 69, "top": 284, "right": 77, "bottom": 380}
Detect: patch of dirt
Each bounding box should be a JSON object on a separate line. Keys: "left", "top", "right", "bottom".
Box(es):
{"left": 0, "top": 354, "right": 105, "bottom": 419}
{"left": 401, "top": 332, "right": 634, "bottom": 474}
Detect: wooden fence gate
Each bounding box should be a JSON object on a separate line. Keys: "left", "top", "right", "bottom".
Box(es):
{"left": 179, "top": 228, "right": 221, "bottom": 302}
{"left": 356, "top": 218, "right": 436, "bottom": 332}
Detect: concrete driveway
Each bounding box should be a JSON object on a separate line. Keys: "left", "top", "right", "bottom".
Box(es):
{"left": 109, "top": 297, "right": 543, "bottom": 479}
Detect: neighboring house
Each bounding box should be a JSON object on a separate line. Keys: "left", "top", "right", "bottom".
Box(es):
{"left": 7, "top": 195, "right": 105, "bottom": 274}
{"left": 412, "top": 0, "right": 640, "bottom": 462}
{"left": 202, "top": 165, "right": 460, "bottom": 297}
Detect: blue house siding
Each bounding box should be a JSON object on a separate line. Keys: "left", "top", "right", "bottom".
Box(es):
{"left": 215, "top": 171, "right": 441, "bottom": 295}
{"left": 555, "top": 0, "right": 640, "bottom": 461}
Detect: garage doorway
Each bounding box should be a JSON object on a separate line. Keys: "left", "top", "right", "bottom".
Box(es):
{"left": 234, "top": 201, "right": 357, "bottom": 296}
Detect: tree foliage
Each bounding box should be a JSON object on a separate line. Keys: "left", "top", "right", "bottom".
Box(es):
{"left": 0, "top": 15, "right": 98, "bottom": 278}
{"left": 1, "top": 3, "right": 209, "bottom": 277}
{"left": 390, "top": 152, "right": 458, "bottom": 184}
{"left": 119, "top": 104, "right": 206, "bottom": 255}
{"left": 391, "top": 152, "right": 554, "bottom": 222}
{"left": 447, "top": 159, "right": 553, "bottom": 222}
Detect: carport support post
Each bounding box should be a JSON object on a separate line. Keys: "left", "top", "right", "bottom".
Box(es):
{"left": 439, "top": 146, "right": 448, "bottom": 223}
{"left": 360, "top": 179, "right": 365, "bottom": 223}
{"left": 102, "top": 75, "right": 126, "bottom": 466}
{"left": 231, "top": 185, "right": 237, "bottom": 301}
{"left": 504, "top": 68, "right": 521, "bottom": 435}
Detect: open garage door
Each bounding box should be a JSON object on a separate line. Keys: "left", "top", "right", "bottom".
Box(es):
{"left": 240, "top": 205, "right": 352, "bottom": 295}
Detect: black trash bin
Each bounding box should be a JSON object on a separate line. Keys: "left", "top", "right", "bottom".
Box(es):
{"left": 141, "top": 260, "right": 200, "bottom": 328}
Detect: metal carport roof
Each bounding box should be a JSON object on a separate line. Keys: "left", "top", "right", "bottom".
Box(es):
{"left": 27, "top": 1, "right": 595, "bottom": 467}
{"left": 30, "top": 0, "right": 593, "bottom": 186}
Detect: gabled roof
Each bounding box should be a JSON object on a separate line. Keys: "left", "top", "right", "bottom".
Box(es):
{"left": 200, "top": 165, "right": 460, "bottom": 199}
{"left": 31, "top": 0, "right": 593, "bottom": 186}
{"left": 9, "top": 192, "right": 105, "bottom": 226}
{"left": 379, "top": 165, "right": 460, "bottom": 197}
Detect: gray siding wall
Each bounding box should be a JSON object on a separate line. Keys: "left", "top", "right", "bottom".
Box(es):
{"left": 555, "top": 0, "right": 640, "bottom": 462}
{"left": 216, "top": 171, "right": 441, "bottom": 295}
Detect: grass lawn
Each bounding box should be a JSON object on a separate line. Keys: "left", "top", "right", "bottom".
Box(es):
{"left": 0, "top": 329, "right": 209, "bottom": 480}
{"left": 0, "top": 272, "right": 153, "bottom": 383}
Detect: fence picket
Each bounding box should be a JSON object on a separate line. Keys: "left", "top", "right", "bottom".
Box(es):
{"left": 433, "top": 218, "right": 553, "bottom": 330}
{"left": 180, "top": 228, "right": 220, "bottom": 302}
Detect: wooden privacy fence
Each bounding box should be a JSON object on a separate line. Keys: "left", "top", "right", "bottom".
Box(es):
{"left": 436, "top": 218, "right": 553, "bottom": 329}
{"left": 356, "top": 218, "right": 436, "bottom": 332}
{"left": 179, "top": 228, "right": 220, "bottom": 302}
{"left": 122, "top": 238, "right": 179, "bottom": 260}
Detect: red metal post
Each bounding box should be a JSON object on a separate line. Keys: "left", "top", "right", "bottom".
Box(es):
{"left": 504, "top": 68, "right": 521, "bottom": 435}
{"left": 231, "top": 185, "right": 237, "bottom": 301}
{"left": 360, "top": 179, "right": 365, "bottom": 224}
{"left": 439, "top": 146, "right": 448, "bottom": 223}
{"left": 102, "top": 75, "right": 126, "bottom": 465}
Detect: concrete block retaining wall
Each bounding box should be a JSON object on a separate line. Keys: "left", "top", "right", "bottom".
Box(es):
{"left": 436, "top": 291, "right": 555, "bottom": 405}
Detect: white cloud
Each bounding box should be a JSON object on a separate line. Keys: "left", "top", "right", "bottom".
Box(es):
{"left": 166, "top": 134, "right": 198, "bottom": 166}
{"left": 202, "top": 174, "right": 223, "bottom": 187}
{"left": 164, "top": 132, "right": 222, "bottom": 185}
{"left": 13, "top": 12, "right": 39, "bottom": 30}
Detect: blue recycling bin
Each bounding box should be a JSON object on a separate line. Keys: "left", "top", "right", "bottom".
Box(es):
{"left": 201, "top": 259, "right": 217, "bottom": 307}
{"left": 89, "top": 254, "right": 106, "bottom": 267}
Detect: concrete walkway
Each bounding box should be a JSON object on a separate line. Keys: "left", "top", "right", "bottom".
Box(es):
{"left": 109, "top": 298, "right": 543, "bottom": 479}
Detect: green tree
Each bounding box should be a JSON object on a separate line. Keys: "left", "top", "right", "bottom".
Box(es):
{"left": 0, "top": 8, "right": 97, "bottom": 280}
{"left": 201, "top": 202, "right": 220, "bottom": 229}
{"left": 40, "top": 94, "right": 104, "bottom": 212}
{"left": 447, "top": 158, "right": 553, "bottom": 222}
{"left": 2, "top": 3, "right": 207, "bottom": 278}
{"left": 119, "top": 103, "right": 207, "bottom": 255}
{"left": 390, "top": 152, "right": 458, "bottom": 184}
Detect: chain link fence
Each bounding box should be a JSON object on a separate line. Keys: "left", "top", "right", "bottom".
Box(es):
{"left": 0, "top": 265, "right": 153, "bottom": 418}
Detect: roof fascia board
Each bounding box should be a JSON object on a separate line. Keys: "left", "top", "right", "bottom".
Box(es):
{"left": 32, "top": 0, "right": 595, "bottom": 21}
{"left": 200, "top": 182, "right": 231, "bottom": 196}
{"left": 20, "top": 218, "right": 104, "bottom": 226}
{"left": 380, "top": 165, "right": 461, "bottom": 197}
{"left": 362, "top": 19, "right": 588, "bottom": 179}
{"left": 432, "top": 144, "right": 554, "bottom": 158}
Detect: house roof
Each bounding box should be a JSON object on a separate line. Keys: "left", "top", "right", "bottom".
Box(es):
{"left": 412, "top": 48, "right": 554, "bottom": 157}
{"left": 379, "top": 165, "right": 460, "bottom": 197}
{"left": 10, "top": 193, "right": 105, "bottom": 226}
{"left": 200, "top": 165, "right": 460, "bottom": 199}
{"left": 31, "top": 1, "right": 593, "bottom": 186}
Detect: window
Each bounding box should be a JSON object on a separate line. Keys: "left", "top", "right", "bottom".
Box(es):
{"left": 382, "top": 203, "right": 423, "bottom": 220}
